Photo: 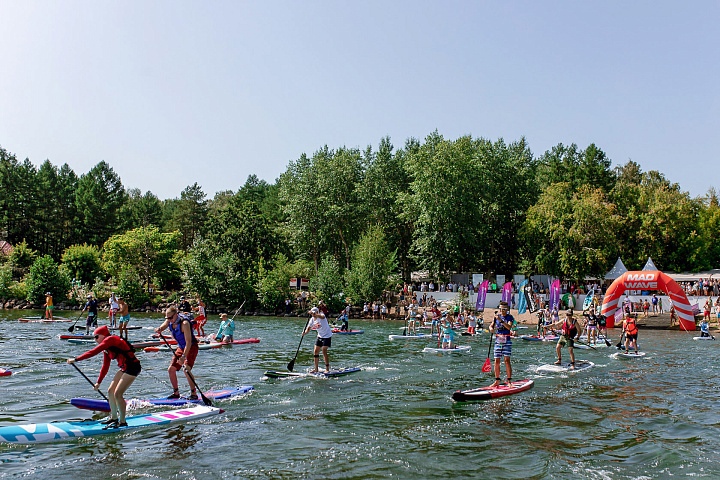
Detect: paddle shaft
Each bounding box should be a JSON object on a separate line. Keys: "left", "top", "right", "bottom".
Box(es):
{"left": 159, "top": 334, "right": 212, "bottom": 406}
{"left": 67, "top": 312, "right": 86, "bottom": 332}
{"left": 230, "top": 300, "right": 246, "bottom": 320}
{"left": 481, "top": 331, "right": 494, "bottom": 372}
{"left": 287, "top": 317, "right": 310, "bottom": 371}
{"left": 70, "top": 362, "right": 109, "bottom": 401}
{"left": 573, "top": 337, "right": 597, "bottom": 351}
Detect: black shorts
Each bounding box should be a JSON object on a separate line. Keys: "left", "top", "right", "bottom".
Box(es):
{"left": 315, "top": 337, "right": 332, "bottom": 348}
{"left": 123, "top": 360, "right": 142, "bottom": 377}
{"left": 626, "top": 333, "right": 638, "bottom": 341}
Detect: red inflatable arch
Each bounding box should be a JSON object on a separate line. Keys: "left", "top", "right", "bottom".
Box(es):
{"left": 600, "top": 270, "right": 695, "bottom": 331}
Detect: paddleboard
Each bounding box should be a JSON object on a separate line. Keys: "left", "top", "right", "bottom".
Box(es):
{"left": 693, "top": 336, "right": 715, "bottom": 341}
{"left": 422, "top": 345, "right": 471, "bottom": 353}
{"left": 520, "top": 335, "right": 559, "bottom": 342}
{"left": 264, "top": 367, "right": 361, "bottom": 379}
{"left": 144, "top": 338, "right": 260, "bottom": 352}
{"left": 537, "top": 360, "right": 594, "bottom": 374}
{"left": 388, "top": 333, "right": 434, "bottom": 340}
{"left": 70, "top": 385, "right": 254, "bottom": 411}
{"left": 59, "top": 334, "right": 93, "bottom": 340}
{"left": 613, "top": 351, "right": 647, "bottom": 359}
{"left": 452, "top": 378, "right": 534, "bottom": 401}
{"left": 72, "top": 325, "right": 142, "bottom": 330}
{"left": 331, "top": 329, "right": 364, "bottom": 335}
{"left": 575, "top": 342, "right": 611, "bottom": 349}
{"left": 67, "top": 338, "right": 97, "bottom": 344}
{"left": 0, "top": 405, "right": 221, "bottom": 444}
{"left": 0, "top": 368, "right": 11, "bottom": 377}
{"left": 18, "top": 317, "right": 72, "bottom": 323}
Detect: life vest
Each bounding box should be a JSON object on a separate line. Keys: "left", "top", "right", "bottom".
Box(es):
{"left": 104, "top": 336, "right": 139, "bottom": 369}
{"left": 562, "top": 319, "right": 578, "bottom": 338}
{"left": 169, "top": 313, "right": 198, "bottom": 349}
{"left": 625, "top": 318, "right": 638, "bottom": 335}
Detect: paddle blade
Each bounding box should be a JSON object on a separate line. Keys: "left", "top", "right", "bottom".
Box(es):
{"left": 605, "top": 338, "right": 611, "bottom": 347}
{"left": 201, "top": 393, "right": 213, "bottom": 406}
{"left": 481, "top": 357, "right": 491, "bottom": 373}
{"left": 287, "top": 359, "right": 295, "bottom": 372}
{"left": 68, "top": 325, "right": 75, "bottom": 332}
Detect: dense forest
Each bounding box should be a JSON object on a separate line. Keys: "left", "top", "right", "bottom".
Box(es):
{"left": 2, "top": 132, "right": 719, "bottom": 312}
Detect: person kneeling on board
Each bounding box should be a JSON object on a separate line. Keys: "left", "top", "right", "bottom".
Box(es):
{"left": 214, "top": 313, "right": 235, "bottom": 343}
{"left": 67, "top": 325, "right": 141, "bottom": 429}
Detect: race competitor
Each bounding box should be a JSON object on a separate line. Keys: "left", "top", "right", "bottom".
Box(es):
{"left": 67, "top": 325, "right": 141, "bottom": 429}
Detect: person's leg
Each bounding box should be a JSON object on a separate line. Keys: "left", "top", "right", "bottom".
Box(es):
{"left": 322, "top": 345, "right": 330, "bottom": 372}
{"left": 555, "top": 343, "right": 562, "bottom": 363}
{"left": 504, "top": 356, "right": 512, "bottom": 383}
{"left": 568, "top": 346, "right": 576, "bottom": 368}
{"left": 167, "top": 362, "right": 180, "bottom": 397}
{"left": 491, "top": 357, "right": 501, "bottom": 387}
{"left": 113, "top": 373, "right": 136, "bottom": 424}
{"left": 106, "top": 370, "right": 124, "bottom": 420}
{"left": 312, "top": 344, "right": 320, "bottom": 372}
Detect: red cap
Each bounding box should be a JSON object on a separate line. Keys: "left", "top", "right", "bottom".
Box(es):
{"left": 93, "top": 325, "right": 110, "bottom": 337}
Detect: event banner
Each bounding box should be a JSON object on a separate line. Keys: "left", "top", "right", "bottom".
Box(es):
{"left": 475, "top": 280, "right": 489, "bottom": 311}
{"left": 501, "top": 282, "right": 513, "bottom": 306}
{"left": 517, "top": 280, "right": 529, "bottom": 314}
{"left": 549, "top": 279, "right": 561, "bottom": 311}
{"left": 522, "top": 284, "right": 539, "bottom": 313}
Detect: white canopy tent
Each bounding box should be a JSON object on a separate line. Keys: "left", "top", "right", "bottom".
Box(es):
{"left": 604, "top": 257, "right": 628, "bottom": 280}
{"left": 642, "top": 257, "right": 658, "bottom": 271}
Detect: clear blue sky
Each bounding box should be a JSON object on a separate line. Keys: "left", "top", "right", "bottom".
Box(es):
{"left": 1, "top": 1, "right": 718, "bottom": 200}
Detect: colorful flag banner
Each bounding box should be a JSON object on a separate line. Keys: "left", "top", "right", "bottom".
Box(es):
{"left": 517, "top": 279, "right": 528, "bottom": 314}
{"left": 475, "top": 280, "right": 489, "bottom": 311}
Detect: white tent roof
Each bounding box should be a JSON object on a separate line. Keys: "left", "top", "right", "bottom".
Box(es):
{"left": 605, "top": 257, "right": 628, "bottom": 280}
{"left": 642, "top": 257, "right": 658, "bottom": 271}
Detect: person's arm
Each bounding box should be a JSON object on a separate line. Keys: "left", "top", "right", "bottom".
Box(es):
{"left": 155, "top": 318, "right": 170, "bottom": 334}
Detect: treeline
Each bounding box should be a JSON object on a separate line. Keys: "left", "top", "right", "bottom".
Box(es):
{"left": 1, "top": 133, "right": 719, "bottom": 312}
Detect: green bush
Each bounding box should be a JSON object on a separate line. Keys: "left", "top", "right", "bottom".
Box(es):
{"left": 26, "top": 255, "right": 71, "bottom": 304}
{"left": 0, "top": 264, "right": 11, "bottom": 299}
{"left": 61, "top": 244, "right": 104, "bottom": 285}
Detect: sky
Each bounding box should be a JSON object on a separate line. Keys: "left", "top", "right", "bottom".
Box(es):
{"left": 1, "top": 1, "right": 718, "bottom": 200}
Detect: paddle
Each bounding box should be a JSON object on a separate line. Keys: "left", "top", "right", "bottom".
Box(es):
{"left": 231, "top": 300, "right": 246, "bottom": 320}
{"left": 481, "top": 332, "right": 494, "bottom": 373}
{"left": 402, "top": 314, "right": 408, "bottom": 336}
{"left": 67, "top": 312, "right": 86, "bottom": 333}
{"left": 615, "top": 331, "right": 625, "bottom": 349}
{"left": 70, "top": 362, "right": 109, "bottom": 401}
{"left": 287, "top": 317, "right": 310, "bottom": 372}
{"left": 159, "top": 335, "right": 212, "bottom": 406}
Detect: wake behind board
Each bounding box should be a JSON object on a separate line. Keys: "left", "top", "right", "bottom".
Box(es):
{"left": 71, "top": 385, "right": 254, "bottom": 412}
{"left": 452, "top": 378, "right": 534, "bottom": 402}
{"left": 0, "top": 405, "right": 221, "bottom": 444}
{"left": 613, "top": 351, "right": 647, "bottom": 359}
{"left": 422, "top": 345, "right": 471, "bottom": 353}
{"left": 537, "top": 360, "right": 594, "bottom": 374}
{"left": 0, "top": 368, "right": 11, "bottom": 377}
{"left": 264, "top": 367, "right": 361, "bottom": 379}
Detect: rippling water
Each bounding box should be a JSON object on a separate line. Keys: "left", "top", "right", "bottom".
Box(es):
{"left": 1, "top": 311, "right": 719, "bottom": 479}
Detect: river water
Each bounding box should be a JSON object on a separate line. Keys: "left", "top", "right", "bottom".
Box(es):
{"left": 1, "top": 311, "right": 719, "bottom": 479}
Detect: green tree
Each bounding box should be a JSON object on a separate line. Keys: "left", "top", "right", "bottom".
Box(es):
{"left": 0, "top": 150, "right": 41, "bottom": 250}
{"left": 75, "top": 161, "right": 126, "bottom": 246}
{"left": 119, "top": 188, "right": 163, "bottom": 230}
{"left": 345, "top": 225, "right": 398, "bottom": 303}
{"left": 26, "top": 254, "right": 72, "bottom": 304}
{"left": 61, "top": 244, "right": 103, "bottom": 285}
{"left": 0, "top": 264, "right": 12, "bottom": 300}
{"left": 164, "top": 183, "right": 207, "bottom": 250}
{"left": 103, "top": 226, "right": 181, "bottom": 292}
{"left": 309, "top": 255, "right": 345, "bottom": 312}
{"left": 256, "top": 254, "right": 294, "bottom": 312}
{"left": 7, "top": 240, "right": 37, "bottom": 280}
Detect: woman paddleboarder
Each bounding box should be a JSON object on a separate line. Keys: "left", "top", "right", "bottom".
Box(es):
{"left": 303, "top": 307, "right": 333, "bottom": 373}
{"left": 67, "top": 325, "right": 142, "bottom": 429}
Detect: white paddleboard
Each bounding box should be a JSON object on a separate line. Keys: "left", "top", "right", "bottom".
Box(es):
{"left": 536, "top": 360, "right": 594, "bottom": 374}
{"left": 388, "top": 333, "right": 434, "bottom": 340}
{"left": 613, "top": 351, "right": 646, "bottom": 359}
{"left": 422, "top": 345, "right": 471, "bottom": 354}
{"left": 693, "top": 336, "right": 715, "bottom": 341}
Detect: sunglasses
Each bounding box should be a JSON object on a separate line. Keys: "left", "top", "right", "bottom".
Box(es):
{"left": 94, "top": 335, "right": 100, "bottom": 339}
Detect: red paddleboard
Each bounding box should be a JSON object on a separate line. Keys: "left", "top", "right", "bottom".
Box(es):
{"left": 452, "top": 378, "right": 534, "bottom": 401}
{"left": 0, "top": 368, "right": 12, "bottom": 377}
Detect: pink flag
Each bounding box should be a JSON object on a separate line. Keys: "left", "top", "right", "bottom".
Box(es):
{"left": 475, "top": 280, "right": 489, "bottom": 311}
